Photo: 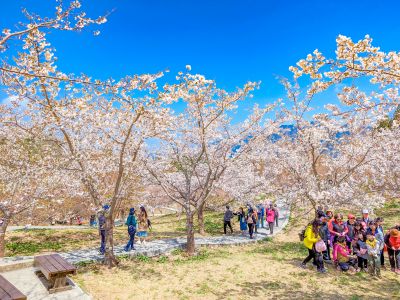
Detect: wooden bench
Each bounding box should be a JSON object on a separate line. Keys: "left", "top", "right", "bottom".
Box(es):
{"left": 34, "top": 254, "right": 76, "bottom": 294}
{"left": 0, "top": 275, "right": 26, "bottom": 300}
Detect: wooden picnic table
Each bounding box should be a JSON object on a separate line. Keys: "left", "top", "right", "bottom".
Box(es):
{"left": 0, "top": 275, "right": 26, "bottom": 300}
{"left": 34, "top": 254, "right": 76, "bottom": 294}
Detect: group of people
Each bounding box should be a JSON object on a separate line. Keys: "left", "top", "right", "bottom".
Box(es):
{"left": 301, "top": 208, "right": 400, "bottom": 277}
{"left": 223, "top": 203, "right": 280, "bottom": 239}
{"left": 97, "top": 204, "right": 150, "bottom": 254}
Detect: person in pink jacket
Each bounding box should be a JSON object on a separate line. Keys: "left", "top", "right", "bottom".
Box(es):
{"left": 266, "top": 204, "right": 275, "bottom": 234}
{"left": 333, "top": 236, "right": 358, "bottom": 272}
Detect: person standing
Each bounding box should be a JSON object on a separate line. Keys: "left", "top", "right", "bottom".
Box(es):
{"left": 301, "top": 219, "right": 326, "bottom": 273}
{"left": 366, "top": 233, "right": 381, "bottom": 277}
{"left": 137, "top": 206, "right": 149, "bottom": 245}
{"left": 256, "top": 204, "right": 262, "bottom": 229}
{"left": 124, "top": 208, "right": 137, "bottom": 252}
{"left": 266, "top": 204, "right": 275, "bottom": 234}
{"left": 253, "top": 208, "right": 259, "bottom": 234}
{"left": 98, "top": 204, "right": 109, "bottom": 255}
{"left": 260, "top": 204, "right": 265, "bottom": 228}
{"left": 247, "top": 208, "right": 256, "bottom": 239}
{"left": 328, "top": 213, "right": 348, "bottom": 245}
{"left": 375, "top": 217, "right": 385, "bottom": 269}
{"left": 319, "top": 214, "right": 331, "bottom": 262}
{"left": 274, "top": 204, "right": 279, "bottom": 227}
{"left": 385, "top": 228, "right": 400, "bottom": 274}
{"left": 345, "top": 214, "right": 356, "bottom": 249}
{"left": 361, "top": 209, "right": 370, "bottom": 230}
{"left": 223, "top": 206, "right": 234, "bottom": 234}
{"left": 237, "top": 207, "right": 247, "bottom": 235}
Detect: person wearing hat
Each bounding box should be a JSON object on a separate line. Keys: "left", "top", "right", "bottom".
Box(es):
{"left": 361, "top": 209, "right": 370, "bottom": 230}
{"left": 124, "top": 208, "right": 137, "bottom": 251}
{"left": 98, "top": 204, "right": 110, "bottom": 255}
{"left": 384, "top": 228, "right": 400, "bottom": 274}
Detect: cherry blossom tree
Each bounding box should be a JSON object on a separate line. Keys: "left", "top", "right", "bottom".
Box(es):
{"left": 0, "top": 1, "right": 168, "bottom": 266}
{"left": 0, "top": 104, "right": 68, "bottom": 257}
{"left": 144, "top": 69, "right": 272, "bottom": 254}
{"left": 256, "top": 35, "right": 400, "bottom": 212}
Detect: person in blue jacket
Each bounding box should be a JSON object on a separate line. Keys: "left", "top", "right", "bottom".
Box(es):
{"left": 260, "top": 204, "right": 265, "bottom": 228}
{"left": 124, "top": 208, "right": 137, "bottom": 251}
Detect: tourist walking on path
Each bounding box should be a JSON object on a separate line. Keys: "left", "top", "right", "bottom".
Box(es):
{"left": 256, "top": 204, "right": 262, "bottom": 229}
{"left": 366, "top": 232, "right": 382, "bottom": 277}
{"left": 253, "top": 208, "right": 259, "bottom": 234}
{"left": 137, "top": 206, "right": 149, "bottom": 245}
{"left": 301, "top": 219, "right": 326, "bottom": 273}
{"left": 237, "top": 207, "right": 247, "bottom": 235}
{"left": 223, "top": 206, "right": 234, "bottom": 234}
{"left": 384, "top": 228, "right": 400, "bottom": 274}
{"left": 247, "top": 207, "right": 256, "bottom": 239}
{"left": 274, "top": 204, "right": 279, "bottom": 227}
{"left": 124, "top": 208, "right": 137, "bottom": 252}
{"left": 98, "top": 205, "right": 109, "bottom": 255}
{"left": 260, "top": 204, "right": 265, "bottom": 228}
{"left": 266, "top": 204, "right": 275, "bottom": 234}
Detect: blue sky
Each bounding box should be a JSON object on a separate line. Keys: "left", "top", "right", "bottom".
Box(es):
{"left": 1, "top": 0, "right": 400, "bottom": 120}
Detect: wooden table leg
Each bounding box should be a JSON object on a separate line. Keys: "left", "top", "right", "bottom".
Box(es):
{"left": 49, "top": 274, "right": 71, "bottom": 294}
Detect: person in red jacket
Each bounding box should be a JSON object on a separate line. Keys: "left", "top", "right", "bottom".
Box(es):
{"left": 385, "top": 228, "right": 400, "bottom": 274}
{"left": 328, "top": 213, "right": 348, "bottom": 245}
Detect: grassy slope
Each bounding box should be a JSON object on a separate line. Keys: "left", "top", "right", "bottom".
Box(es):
{"left": 74, "top": 200, "right": 400, "bottom": 300}
{"left": 5, "top": 211, "right": 224, "bottom": 256}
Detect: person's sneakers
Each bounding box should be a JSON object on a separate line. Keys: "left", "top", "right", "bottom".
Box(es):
{"left": 318, "top": 268, "right": 328, "bottom": 274}
{"left": 381, "top": 265, "right": 386, "bottom": 270}
{"left": 395, "top": 269, "right": 400, "bottom": 275}
{"left": 300, "top": 263, "right": 307, "bottom": 269}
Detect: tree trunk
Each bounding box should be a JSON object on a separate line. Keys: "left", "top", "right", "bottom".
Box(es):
{"left": 197, "top": 202, "right": 205, "bottom": 235}
{"left": 0, "top": 218, "right": 10, "bottom": 258}
{"left": 186, "top": 210, "right": 195, "bottom": 255}
{"left": 103, "top": 213, "right": 119, "bottom": 268}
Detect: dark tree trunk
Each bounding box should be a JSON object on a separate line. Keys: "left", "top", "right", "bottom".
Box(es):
{"left": 197, "top": 202, "right": 205, "bottom": 235}
{"left": 103, "top": 213, "right": 119, "bottom": 268}
{"left": 186, "top": 210, "right": 195, "bottom": 255}
{"left": 0, "top": 217, "right": 10, "bottom": 258}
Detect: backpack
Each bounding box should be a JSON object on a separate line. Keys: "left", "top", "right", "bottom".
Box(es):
{"left": 299, "top": 225, "right": 308, "bottom": 241}
{"left": 247, "top": 215, "right": 254, "bottom": 224}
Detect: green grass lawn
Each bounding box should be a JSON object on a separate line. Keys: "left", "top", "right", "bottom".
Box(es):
{"left": 5, "top": 210, "right": 225, "bottom": 256}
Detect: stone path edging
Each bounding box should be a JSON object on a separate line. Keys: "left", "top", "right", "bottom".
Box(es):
{"left": 0, "top": 205, "right": 289, "bottom": 270}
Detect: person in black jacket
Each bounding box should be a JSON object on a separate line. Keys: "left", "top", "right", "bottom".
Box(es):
{"left": 247, "top": 208, "right": 257, "bottom": 239}
{"left": 223, "top": 206, "right": 234, "bottom": 234}
{"left": 319, "top": 214, "right": 331, "bottom": 262}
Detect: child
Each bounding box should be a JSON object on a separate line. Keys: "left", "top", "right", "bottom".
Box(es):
{"left": 366, "top": 233, "right": 381, "bottom": 277}
{"left": 333, "top": 236, "right": 358, "bottom": 273}
{"left": 352, "top": 233, "right": 368, "bottom": 271}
